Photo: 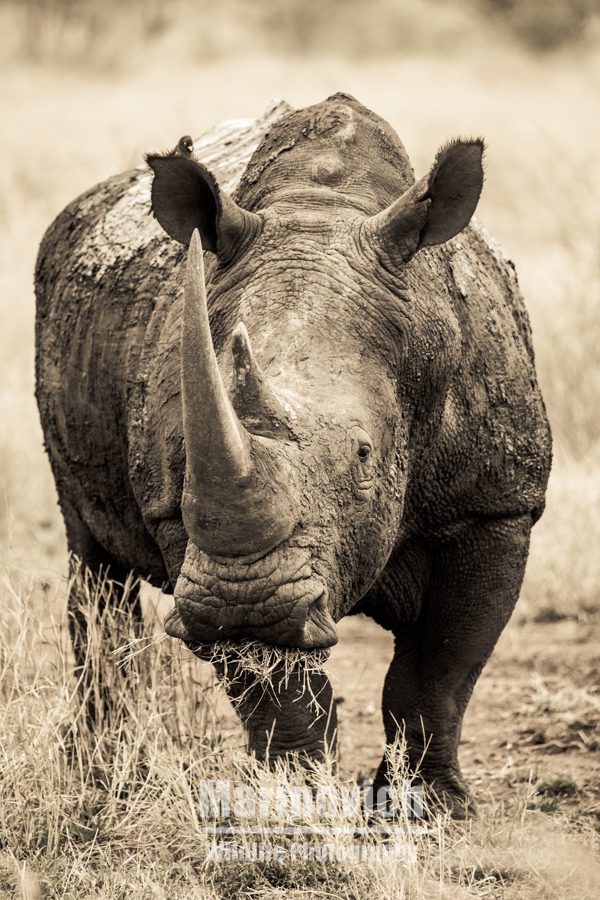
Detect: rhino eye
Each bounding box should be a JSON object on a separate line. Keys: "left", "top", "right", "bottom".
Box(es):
{"left": 357, "top": 443, "right": 372, "bottom": 462}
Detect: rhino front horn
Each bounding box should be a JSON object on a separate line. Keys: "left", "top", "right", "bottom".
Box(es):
{"left": 180, "top": 229, "right": 298, "bottom": 557}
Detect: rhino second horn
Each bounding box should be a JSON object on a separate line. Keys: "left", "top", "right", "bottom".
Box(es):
{"left": 180, "top": 229, "right": 297, "bottom": 557}
{"left": 232, "top": 322, "right": 262, "bottom": 389}
{"left": 231, "top": 321, "right": 297, "bottom": 430}
{"left": 231, "top": 320, "right": 278, "bottom": 412}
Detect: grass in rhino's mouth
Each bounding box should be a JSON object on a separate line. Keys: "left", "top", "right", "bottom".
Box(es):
{"left": 116, "top": 634, "right": 331, "bottom": 720}
{"left": 187, "top": 638, "right": 331, "bottom": 670}
{"left": 187, "top": 639, "right": 332, "bottom": 720}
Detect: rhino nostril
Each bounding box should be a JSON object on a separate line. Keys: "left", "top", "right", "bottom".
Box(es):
{"left": 310, "top": 592, "right": 328, "bottom": 614}
{"left": 300, "top": 591, "right": 338, "bottom": 649}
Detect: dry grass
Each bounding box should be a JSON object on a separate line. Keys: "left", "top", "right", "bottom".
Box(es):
{"left": 1, "top": 2, "right": 599, "bottom": 896}
{"left": 1, "top": 573, "right": 599, "bottom": 899}
{"left": 519, "top": 458, "right": 600, "bottom": 622}
{"left": 191, "top": 639, "right": 332, "bottom": 723}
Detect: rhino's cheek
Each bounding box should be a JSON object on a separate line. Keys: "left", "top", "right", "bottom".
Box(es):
{"left": 332, "top": 480, "right": 404, "bottom": 612}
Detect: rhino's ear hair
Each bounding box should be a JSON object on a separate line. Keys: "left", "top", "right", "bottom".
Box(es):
{"left": 365, "top": 138, "right": 484, "bottom": 264}
{"left": 145, "top": 153, "right": 260, "bottom": 257}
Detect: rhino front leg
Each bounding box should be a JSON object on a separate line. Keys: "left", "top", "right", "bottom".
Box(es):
{"left": 374, "top": 515, "right": 532, "bottom": 818}
{"left": 61, "top": 500, "right": 144, "bottom": 731}
{"left": 217, "top": 660, "right": 337, "bottom": 765}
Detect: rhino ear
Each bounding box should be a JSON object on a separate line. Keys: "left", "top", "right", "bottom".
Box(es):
{"left": 365, "top": 139, "right": 484, "bottom": 263}
{"left": 146, "top": 153, "right": 260, "bottom": 256}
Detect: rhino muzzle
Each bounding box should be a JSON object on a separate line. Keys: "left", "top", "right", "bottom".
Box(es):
{"left": 164, "top": 585, "right": 337, "bottom": 650}
{"left": 165, "top": 541, "right": 338, "bottom": 650}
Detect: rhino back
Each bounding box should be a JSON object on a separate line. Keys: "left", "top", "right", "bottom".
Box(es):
{"left": 35, "top": 104, "right": 291, "bottom": 576}
{"left": 35, "top": 165, "right": 172, "bottom": 573}
{"left": 235, "top": 93, "right": 416, "bottom": 214}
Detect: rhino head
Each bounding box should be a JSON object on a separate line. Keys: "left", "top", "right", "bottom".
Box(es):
{"left": 147, "top": 96, "right": 483, "bottom": 653}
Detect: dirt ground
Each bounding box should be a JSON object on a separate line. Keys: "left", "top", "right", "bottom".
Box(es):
{"left": 326, "top": 613, "right": 600, "bottom": 822}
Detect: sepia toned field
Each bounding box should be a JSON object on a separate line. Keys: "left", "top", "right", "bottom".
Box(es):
{"left": 1, "top": 2, "right": 599, "bottom": 896}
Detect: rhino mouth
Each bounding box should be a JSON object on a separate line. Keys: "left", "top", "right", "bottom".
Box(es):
{"left": 164, "top": 542, "right": 338, "bottom": 651}
{"left": 164, "top": 586, "right": 337, "bottom": 651}
{"left": 164, "top": 590, "right": 336, "bottom": 656}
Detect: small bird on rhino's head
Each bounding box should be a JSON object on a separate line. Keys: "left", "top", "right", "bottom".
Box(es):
{"left": 174, "top": 135, "right": 194, "bottom": 158}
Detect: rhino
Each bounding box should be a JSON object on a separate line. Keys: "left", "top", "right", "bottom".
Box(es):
{"left": 35, "top": 94, "right": 552, "bottom": 815}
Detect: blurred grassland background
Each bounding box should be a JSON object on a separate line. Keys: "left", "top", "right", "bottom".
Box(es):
{"left": 1, "top": 0, "right": 598, "bottom": 619}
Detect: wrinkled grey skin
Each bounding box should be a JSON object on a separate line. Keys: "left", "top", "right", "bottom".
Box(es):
{"left": 35, "top": 95, "right": 552, "bottom": 815}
